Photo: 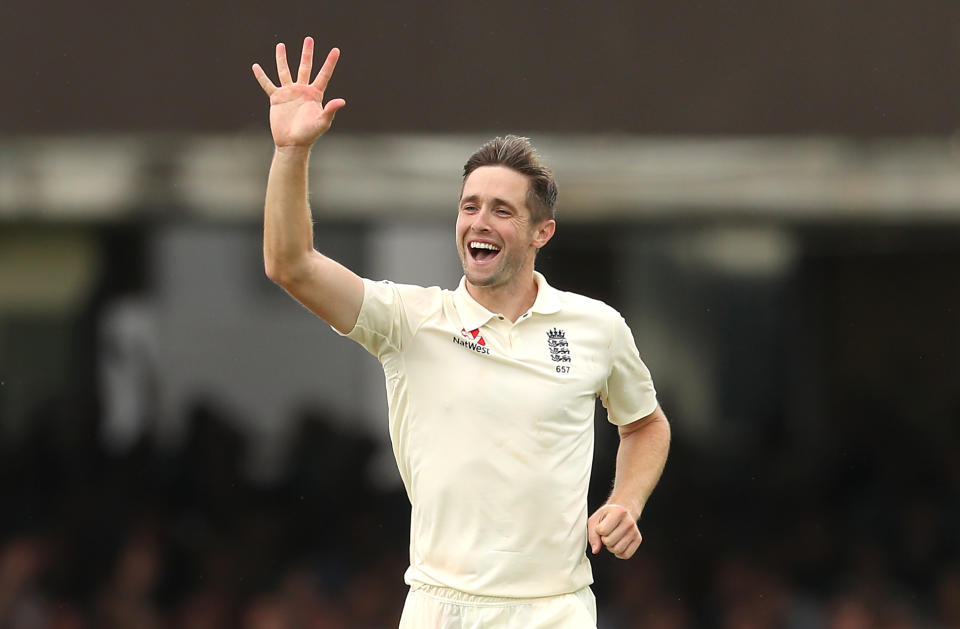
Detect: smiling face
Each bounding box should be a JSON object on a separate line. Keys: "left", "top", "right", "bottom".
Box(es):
{"left": 456, "top": 165, "right": 555, "bottom": 290}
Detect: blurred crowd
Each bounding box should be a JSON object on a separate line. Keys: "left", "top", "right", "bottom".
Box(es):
{"left": 1, "top": 397, "right": 958, "bottom": 629}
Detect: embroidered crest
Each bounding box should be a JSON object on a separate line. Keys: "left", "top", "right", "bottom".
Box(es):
{"left": 546, "top": 328, "right": 571, "bottom": 363}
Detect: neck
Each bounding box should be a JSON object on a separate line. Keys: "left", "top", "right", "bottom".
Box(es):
{"left": 466, "top": 272, "right": 539, "bottom": 323}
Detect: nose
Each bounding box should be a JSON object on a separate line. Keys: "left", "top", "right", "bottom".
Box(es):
{"left": 471, "top": 207, "right": 493, "bottom": 232}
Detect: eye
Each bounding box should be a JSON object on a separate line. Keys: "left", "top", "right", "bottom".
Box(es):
{"left": 461, "top": 204, "right": 478, "bottom": 213}
{"left": 495, "top": 207, "right": 511, "bottom": 216}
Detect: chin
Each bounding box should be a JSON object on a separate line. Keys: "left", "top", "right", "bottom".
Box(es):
{"left": 465, "top": 271, "right": 494, "bottom": 286}
{"left": 465, "top": 266, "right": 503, "bottom": 287}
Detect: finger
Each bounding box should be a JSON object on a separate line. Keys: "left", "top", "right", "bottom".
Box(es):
{"left": 587, "top": 516, "right": 602, "bottom": 554}
{"left": 296, "top": 36, "right": 314, "bottom": 84}
{"left": 311, "top": 47, "right": 341, "bottom": 91}
{"left": 610, "top": 536, "right": 631, "bottom": 558}
{"left": 613, "top": 536, "right": 642, "bottom": 560}
{"left": 605, "top": 517, "right": 637, "bottom": 547}
{"left": 612, "top": 528, "right": 643, "bottom": 557}
{"left": 614, "top": 515, "right": 636, "bottom": 538}
{"left": 316, "top": 99, "right": 347, "bottom": 133}
{"left": 594, "top": 511, "right": 619, "bottom": 537}
{"left": 323, "top": 98, "right": 347, "bottom": 118}
{"left": 276, "top": 42, "right": 293, "bottom": 86}
{"left": 600, "top": 531, "right": 623, "bottom": 550}
{"left": 623, "top": 537, "right": 642, "bottom": 560}
{"left": 307, "top": 99, "right": 347, "bottom": 137}
{"left": 600, "top": 524, "right": 633, "bottom": 555}
{"left": 251, "top": 63, "right": 277, "bottom": 96}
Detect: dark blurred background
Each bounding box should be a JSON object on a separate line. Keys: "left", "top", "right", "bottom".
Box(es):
{"left": 1, "top": 1, "right": 959, "bottom": 628}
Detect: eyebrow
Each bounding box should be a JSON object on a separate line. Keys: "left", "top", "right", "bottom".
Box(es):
{"left": 459, "top": 194, "right": 519, "bottom": 212}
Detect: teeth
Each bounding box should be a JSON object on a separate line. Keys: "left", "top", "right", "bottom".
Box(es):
{"left": 470, "top": 242, "right": 500, "bottom": 251}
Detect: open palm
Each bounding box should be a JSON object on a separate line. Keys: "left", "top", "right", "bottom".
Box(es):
{"left": 252, "top": 37, "right": 346, "bottom": 148}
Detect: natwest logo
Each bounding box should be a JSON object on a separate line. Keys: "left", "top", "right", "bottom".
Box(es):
{"left": 453, "top": 327, "right": 490, "bottom": 355}
{"left": 460, "top": 327, "right": 486, "bottom": 346}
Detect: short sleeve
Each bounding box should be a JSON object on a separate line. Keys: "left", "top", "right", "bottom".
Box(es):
{"left": 337, "top": 278, "right": 439, "bottom": 359}
{"left": 600, "top": 313, "right": 658, "bottom": 425}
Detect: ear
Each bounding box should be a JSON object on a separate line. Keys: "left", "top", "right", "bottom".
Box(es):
{"left": 531, "top": 219, "right": 556, "bottom": 250}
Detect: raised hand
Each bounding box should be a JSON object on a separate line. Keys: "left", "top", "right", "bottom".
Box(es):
{"left": 252, "top": 37, "right": 346, "bottom": 148}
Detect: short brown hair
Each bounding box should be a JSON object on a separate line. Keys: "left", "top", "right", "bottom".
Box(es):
{"left": 462, "top": 135, "right": 558, "bottom": 224}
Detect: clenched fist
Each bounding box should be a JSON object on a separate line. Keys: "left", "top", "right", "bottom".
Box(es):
{"left": 587, "top": 503, "right": 642, "bottom": 560}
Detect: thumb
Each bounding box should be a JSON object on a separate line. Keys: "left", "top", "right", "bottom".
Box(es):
{"left": 324, "top": 98, "right": 347, "bottom": 117}
{"left": 587, "top": 514, "right": 602, "bottom": 554}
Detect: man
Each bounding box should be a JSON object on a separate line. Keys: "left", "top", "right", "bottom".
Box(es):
{"left": 252, "top": 37, "right": 671, "bottom": 628}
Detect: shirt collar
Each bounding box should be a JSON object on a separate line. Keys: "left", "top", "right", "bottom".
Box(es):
{"left": 529, "top": 271, "right": 563, "bottom": 315}
{"left": 453, "top": 271, "right": 562, "bottom": 329}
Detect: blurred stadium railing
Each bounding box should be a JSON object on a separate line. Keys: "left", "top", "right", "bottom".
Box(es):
{"left": 3, "top": 134, "right": 960, "bottom": 222}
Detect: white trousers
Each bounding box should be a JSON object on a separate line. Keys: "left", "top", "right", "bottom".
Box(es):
{"left": 398, "top": 584, "right": 597, "bottom": 629}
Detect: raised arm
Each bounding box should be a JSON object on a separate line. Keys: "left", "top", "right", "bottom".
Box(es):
{"left": 252, "top": 37, "right": 363, "bottom": 334}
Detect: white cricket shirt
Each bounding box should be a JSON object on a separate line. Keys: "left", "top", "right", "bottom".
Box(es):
{"left": 342, "top": 272, "right": 657, "bottom": 597}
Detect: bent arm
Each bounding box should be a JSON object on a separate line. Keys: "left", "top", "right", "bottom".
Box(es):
{"left": 608, "top": 404, "right": 671, "bottom": 520}
{"left": 587, "top": 404, "right": 670, "bottom": 559}
{"left": 263, "top": 146, "right": 362, "bottom": 334}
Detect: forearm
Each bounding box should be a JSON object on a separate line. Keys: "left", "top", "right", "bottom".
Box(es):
{"left": 263, "top": 145, "right": 316, "bottom": 282}
{"left": 608, "top": 411, "right": 671, "bottom": 520}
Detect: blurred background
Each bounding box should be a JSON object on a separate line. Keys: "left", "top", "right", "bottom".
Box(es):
{"left": 1, "top": 1, "right": 959, "bottom": 627}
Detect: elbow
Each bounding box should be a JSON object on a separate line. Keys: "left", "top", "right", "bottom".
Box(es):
{"left": 619, "top": 405, "right": 670, "bottom": 440}
{"left": 264, "top": 248, "right": 313, "bottom": 287}
{"left": 660, "top": 414, "right": 672, "bottom": 444}
{"left": 656, "top": 409, "right": 671, "bottom": 433}
{"left": 264, "top": 249, "right": 306, "bottom": 286}
{"left": 651, "top": 409, "right": 671, "bottom": 442}
{"left": 264, "top": 259, "right": 284, "bottom": 285}
{"left": 264, "top": 259, "right": 298, "bottom": 287}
